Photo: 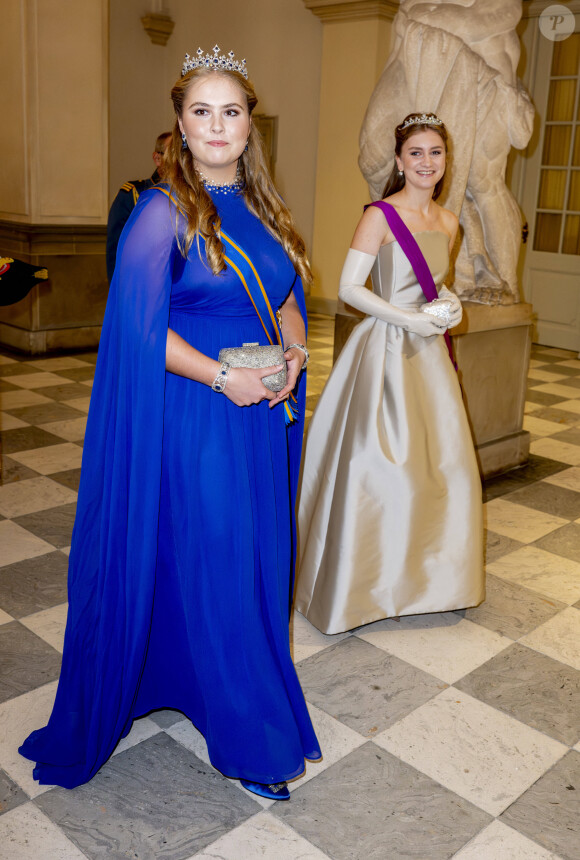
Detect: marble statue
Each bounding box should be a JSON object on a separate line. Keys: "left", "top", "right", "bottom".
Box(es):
{"left": 359, "top": 0, "right": 535, "bottom": 304}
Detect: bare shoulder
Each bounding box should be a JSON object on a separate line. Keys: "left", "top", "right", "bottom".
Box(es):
{"left": 438, "top": 205, "right": 459, "bottom": 235}
{"left": 361, "top": 203, "right": 389, "bottom": 228}
{"left": 351, "top": 203, "right": 393, "bottom": 254}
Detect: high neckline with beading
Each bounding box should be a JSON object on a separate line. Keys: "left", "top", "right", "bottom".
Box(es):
{"left": 197, "top": 167, "right": 243, "bottom": 195}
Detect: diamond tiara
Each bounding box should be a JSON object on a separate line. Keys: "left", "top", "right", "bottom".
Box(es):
{"left": 182, "top": 45, "right": 248, "bottom": 79}
{"left": 400, "top": 113, "right": 444, "bottom": 130}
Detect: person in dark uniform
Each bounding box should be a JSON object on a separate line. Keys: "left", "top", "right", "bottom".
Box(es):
{"left": 106, "top": 132, "right": 171, "bottom": 282}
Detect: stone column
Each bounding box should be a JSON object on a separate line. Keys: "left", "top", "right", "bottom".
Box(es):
{"left": 0, "top": 0, "right": 109, "bottom": 352}
{"left": 304, "top": 0, "right": 398, "bottom": 314}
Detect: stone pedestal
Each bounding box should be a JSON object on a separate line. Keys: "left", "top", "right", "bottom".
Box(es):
{"left": 333, "top": 301, "right": 534, "bottom": 478}
{"left": 0, "top": 221, "right": 107, "bottom": 354}
{"left": 452, "top": 302, "right": 533, "bottom": 478}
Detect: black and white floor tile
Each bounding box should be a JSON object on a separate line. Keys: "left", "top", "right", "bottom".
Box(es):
{"left": 0, "top": 318, "right": 579, "bottom": 859}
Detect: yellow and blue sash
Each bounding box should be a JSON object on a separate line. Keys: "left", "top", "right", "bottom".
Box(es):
{"left": 220, "top": 231, "right": 298, "bottom": 425}
{"left": 154, "top": 186, "right": 298, "bottom": 424}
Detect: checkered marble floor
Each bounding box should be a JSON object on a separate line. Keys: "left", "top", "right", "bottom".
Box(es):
{"left": 0, "top": 316, "right": 579, "bottom": 859}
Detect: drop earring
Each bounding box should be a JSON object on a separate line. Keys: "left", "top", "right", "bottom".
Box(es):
{"left": 182, "top": 132, "right": 188, "bottom": 150}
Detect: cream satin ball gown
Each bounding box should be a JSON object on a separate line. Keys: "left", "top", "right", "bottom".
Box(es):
{"left": 296, "top": 232, "right": 484, "bottom": 634}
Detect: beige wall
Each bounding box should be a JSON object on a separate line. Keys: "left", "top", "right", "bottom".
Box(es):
{"left": 0, "top": 1, "right": 28, "bottom": 218}
{"left": 109, "top": 0, "right": 322, "bottom": 251}
{"left": 0, "top": 0, "right": 108, "bottom": 224}
{"left": 109, "top": 0, "right": 175, "bottom": 199}
{"left": 310, "top": 15, "right": 394, "bottom": 306}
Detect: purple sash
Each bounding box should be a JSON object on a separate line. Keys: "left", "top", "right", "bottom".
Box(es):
{"left": 366, "top": 200, "right": 457, "bottom": 369}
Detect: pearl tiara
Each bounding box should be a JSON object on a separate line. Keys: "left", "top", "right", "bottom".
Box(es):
{"left": 400, "top": 113, "right": 444, "bottom": 130}
{"left": 182, "top": 45, "right": 248, "bottom": 79}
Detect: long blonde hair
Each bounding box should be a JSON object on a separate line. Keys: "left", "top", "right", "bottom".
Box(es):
{"left": 164, "top": 68, "right": 312, "bottom": 286}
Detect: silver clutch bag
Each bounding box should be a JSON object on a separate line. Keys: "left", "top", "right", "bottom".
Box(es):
{"left": 218, "top": 342, "right": 287, "bottom": 392}
{"left": 422, "top": 298, "right": 454, "bottom": 326}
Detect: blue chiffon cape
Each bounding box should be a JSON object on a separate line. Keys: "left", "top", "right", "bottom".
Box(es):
{"left": 19, "top": 187, "right": 319, "bottom": 788}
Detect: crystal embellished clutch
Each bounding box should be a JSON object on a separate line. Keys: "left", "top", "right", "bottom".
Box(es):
{"left": 218, "top": 343, "right": 287, "bottom": 392}
{"left": 421, "top": 298, "right": 454, "bottom": 326}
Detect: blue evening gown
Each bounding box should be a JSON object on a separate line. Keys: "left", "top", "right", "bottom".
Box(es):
{"left": 19, "top": 185, "right": 320, "bottom": 788}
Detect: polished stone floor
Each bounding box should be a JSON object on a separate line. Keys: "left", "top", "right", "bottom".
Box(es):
{"left": 0, "top": 316, "right": 579, "bottom": 859}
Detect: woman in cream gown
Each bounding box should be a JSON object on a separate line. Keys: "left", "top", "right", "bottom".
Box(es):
{"left": 296, "top": 114, "right": 484, "bottom": 635}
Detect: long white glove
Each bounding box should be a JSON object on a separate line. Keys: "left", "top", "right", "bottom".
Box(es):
{"left": 338, "top": 248, "right": 448, "bottom": 337}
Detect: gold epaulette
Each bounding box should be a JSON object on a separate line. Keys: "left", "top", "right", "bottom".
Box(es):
{"left": 121, "top": 181, "right": 140, "bottom": 205}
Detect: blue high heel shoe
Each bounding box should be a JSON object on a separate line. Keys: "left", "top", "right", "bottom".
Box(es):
{"left": 240, "top": 779, "right": 290, "bottom": 800}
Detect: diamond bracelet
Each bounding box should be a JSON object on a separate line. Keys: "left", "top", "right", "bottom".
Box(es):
{"left": 212, "top": 361, "right": 231, "bottom": 393}
{"left": 284, "top": 343, "right": 309, "bottom": 368}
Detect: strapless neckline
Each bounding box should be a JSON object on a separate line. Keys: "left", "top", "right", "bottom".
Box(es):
{"left": 381, "top": 229, "right": 449, "bottom": 249}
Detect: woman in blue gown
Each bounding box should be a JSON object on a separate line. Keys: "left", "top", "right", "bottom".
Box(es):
{"left": 20, "top": 48, "right": 320, "bottom": 799}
